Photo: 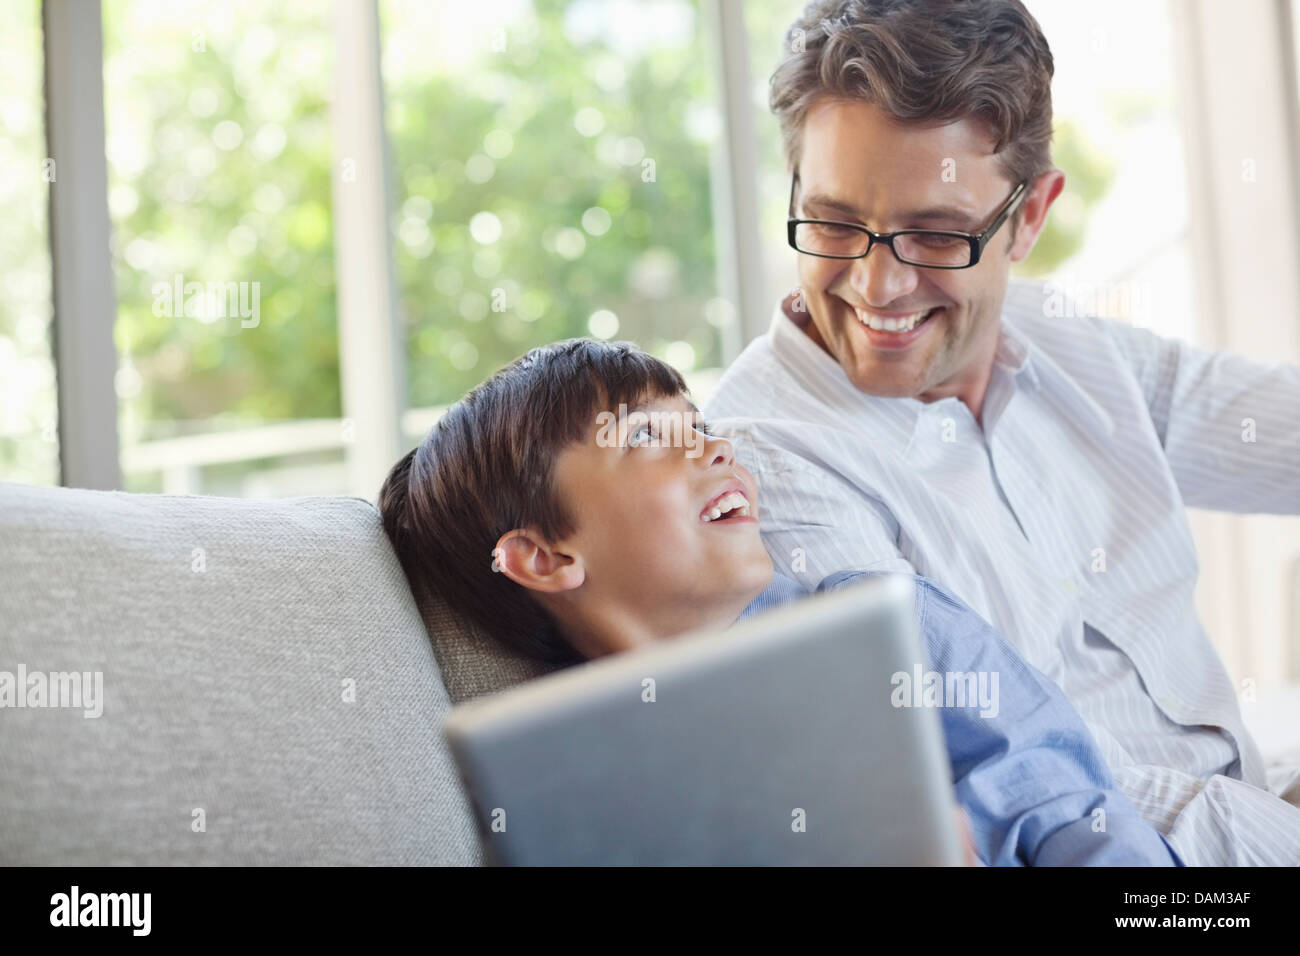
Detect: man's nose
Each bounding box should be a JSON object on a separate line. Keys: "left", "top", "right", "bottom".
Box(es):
{"left": 849, "top": 241, "right": 920, "bottom": 306}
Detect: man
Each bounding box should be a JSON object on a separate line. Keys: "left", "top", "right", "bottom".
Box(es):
{"left": 705, "top": 0, "right": 1300, "bottom": 865}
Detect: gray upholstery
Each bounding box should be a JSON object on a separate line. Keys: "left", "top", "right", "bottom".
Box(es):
{"left": 0, "top": 482, "right": 483, "bottom": 865}
{"left": 414, "top": 588, "right": 559, "bottom": 705}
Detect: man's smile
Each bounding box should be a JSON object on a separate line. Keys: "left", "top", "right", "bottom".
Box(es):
{"left": 838, "top": 296, "right": 944, "bottom": 350}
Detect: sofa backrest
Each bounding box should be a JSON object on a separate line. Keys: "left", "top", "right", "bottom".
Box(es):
{"left": 0, "top": 482, "right": 483, "bottom": 865}
{"left": 414, "top": 587, "right": 560, "bottom": 705}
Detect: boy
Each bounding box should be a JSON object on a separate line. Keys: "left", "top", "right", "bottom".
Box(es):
{"left": 379, "top": 338, "right": 1180, "bottom": 866}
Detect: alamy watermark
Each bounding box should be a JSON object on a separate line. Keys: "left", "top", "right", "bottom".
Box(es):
{"left": 891, "top": 664, "right": 999, "bottom": 718}
{"left": 0, "top": 665, "right": 103, "bottom": 718}
{"left": 1042, "top": 277, "right": 1152, "bottom": 323}
{"left": 50, "top": 886, "right": 150, "bottom": 936}
{"left": 152, "top": 273, "right": 260, "bottom": 328}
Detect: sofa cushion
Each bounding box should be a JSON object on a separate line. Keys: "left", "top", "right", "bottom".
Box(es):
{"left": 0, "top": 481, "right": 483, "bottom": 865}
{"left": 414, "top": 589, "right": 560, "bottom": 705}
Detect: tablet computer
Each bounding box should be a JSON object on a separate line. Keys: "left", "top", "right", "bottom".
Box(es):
{"left": 442, "top": 573, "right": 963, "bottom": 865}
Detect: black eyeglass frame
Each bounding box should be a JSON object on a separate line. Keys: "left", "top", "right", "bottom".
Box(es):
{"left": 786, "top": 171, "right": 1030, "bottom": 269}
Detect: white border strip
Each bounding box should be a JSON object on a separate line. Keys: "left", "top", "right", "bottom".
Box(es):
{"left": 42, "top": 0, "right": 122, "bottom": 490}
{"left": 704, "top": 0, "right": 765, "bottom": 355}
{"left": 332, "top": 0, "right": 407, "bottom": 502}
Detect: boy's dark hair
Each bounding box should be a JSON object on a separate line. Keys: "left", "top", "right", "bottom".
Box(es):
{"left": 379, "top": 338, "right": 689, "bottom": 665}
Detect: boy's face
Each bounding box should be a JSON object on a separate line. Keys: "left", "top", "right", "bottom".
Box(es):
{"left": 545, "top": 391, "right": 773, "bottom": 653}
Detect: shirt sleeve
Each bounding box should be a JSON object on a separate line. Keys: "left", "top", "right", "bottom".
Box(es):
{"left": 1102, "top": 317, "right": 1300, "bottom": 514}
{"left": 712, "top": 418, "right": 916, "bottom": 588}
{"left": 820, "top": 569, "right": 1182, "bottom": 866}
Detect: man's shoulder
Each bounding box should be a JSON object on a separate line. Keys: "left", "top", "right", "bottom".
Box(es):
{"left": 1001, "top": 277, "right": 1162, "bottom": 358}
{"left": 705, "top": 329, "right": 783, "bottom": 418}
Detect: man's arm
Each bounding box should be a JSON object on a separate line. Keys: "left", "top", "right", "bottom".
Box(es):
{"left": 1103, "top": 317, "right": 1300, "bottom": 514}
{"left": 822, "top": 570, "right": 1182, "bottom": 866}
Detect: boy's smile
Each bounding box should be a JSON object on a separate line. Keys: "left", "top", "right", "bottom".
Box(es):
{"left": 699, "top": 480, "right": 754, "bottom": 524}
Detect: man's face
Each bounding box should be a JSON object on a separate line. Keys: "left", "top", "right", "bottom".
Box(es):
{"left": 549, "top": 391, "right": 773, "bottom": 647}
{"left": 792, "top": 98, "right": 1036, "bottom": 408}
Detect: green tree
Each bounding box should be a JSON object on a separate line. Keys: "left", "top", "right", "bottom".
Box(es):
{"left": 385, "top": 0, "right": 721, "bottom": 407}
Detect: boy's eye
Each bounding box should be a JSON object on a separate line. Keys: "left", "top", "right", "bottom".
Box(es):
{"left": 626, "top": 414, "right": 709, "bottom": 448}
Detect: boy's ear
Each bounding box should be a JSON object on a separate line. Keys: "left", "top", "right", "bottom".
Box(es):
{"left": 492, "top": 528, "right": 585, "bottom": 594}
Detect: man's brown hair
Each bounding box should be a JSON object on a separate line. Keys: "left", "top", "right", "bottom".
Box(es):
{"left": 378, "top": 338, "right": 688, "bottom": 665}
{"left": 771, "top": 0, "right": 1054, "bottom": 198}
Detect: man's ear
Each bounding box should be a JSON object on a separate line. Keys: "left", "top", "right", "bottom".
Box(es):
{"left": 1008, "top": 168, "right": 1066, "bottom": 263}
{"left": 492, "top": 528, "right": 585, "bottom": 594}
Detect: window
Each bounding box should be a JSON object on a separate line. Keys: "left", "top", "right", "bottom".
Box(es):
{"left": 1021, "top": 0, "right": 1196, "bottom": 342}
{"left": 102, "top": 0, "right": 343, "bottom": 495}
{"left": 745, "top": 1, "right": 802, "bottom": 322}
{"left": 381, "top": 0, "right": 726, "bottom": 410}
{"left": 0, "top": 0, "right": 59, "bottom": 486}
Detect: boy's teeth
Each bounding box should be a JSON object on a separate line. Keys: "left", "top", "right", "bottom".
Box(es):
{"left": 854, "top": 307, "right": 930, "bottom": 332}
{"left": 701, "top": 491, "right": 750, "bottom": 522}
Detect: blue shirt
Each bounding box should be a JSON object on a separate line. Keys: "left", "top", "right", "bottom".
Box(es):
{"left": 741, "top": 570, "right": 1184, "bottom": 866}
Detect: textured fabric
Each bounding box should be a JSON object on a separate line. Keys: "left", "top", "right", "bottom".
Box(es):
{"left": 413, "top": 587, "right": 560, "bottom": 705}
{"left": 0, "top": 482, "right": 482, "bottom": 866}
{"left": 736, "top": 571, "right": 810, "bottom": 620}
{"left": 704, "top": 277, "right": 1300, "bottom": 866}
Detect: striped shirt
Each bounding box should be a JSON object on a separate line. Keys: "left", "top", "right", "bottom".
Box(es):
{"left": 705, "top": 277, "right": 1300, "bottom": 866}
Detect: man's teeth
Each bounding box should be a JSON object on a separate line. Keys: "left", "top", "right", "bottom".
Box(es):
{"left": 701, "top": 491, "right": 750, "bottom": 522}
{"left": 854, "top": 307, "right": 932, "bottom": 332}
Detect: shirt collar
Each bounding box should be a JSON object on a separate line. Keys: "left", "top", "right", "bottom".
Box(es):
{"left": 767, "top": 291, "right": 1114, "bottom": 445}
{"left": 1000, "top": 310, "right": 1116, "bottom": 444}
{"left": 767, "top": 294, "right": 920, "bottom": 436}
{"left": 992, "top": 315, "right": 1038, "bottom": 387}
{"left": 768, "top": 292, "right": 835, "bottom": 374}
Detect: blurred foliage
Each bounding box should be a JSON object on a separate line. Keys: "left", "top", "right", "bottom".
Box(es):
{"left": 384, "top": 0, "right": 722, "bottom": 407}
{"left": 103, "top": 0, "right": 340, "bottom": 437}
{"left": 1015, "top": 117, "right": 1117, "bottom": 278}
{"left": 103, "top": 0, "right": 724, "bottom": 432}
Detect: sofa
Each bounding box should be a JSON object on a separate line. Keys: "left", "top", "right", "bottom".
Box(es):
{"left": 0, "top": 481, "right": 559, "bottom": 865}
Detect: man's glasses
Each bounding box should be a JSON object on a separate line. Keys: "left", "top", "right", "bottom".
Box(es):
{"left": 786, "top": 171, "right": 1029, "bottom": 269}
